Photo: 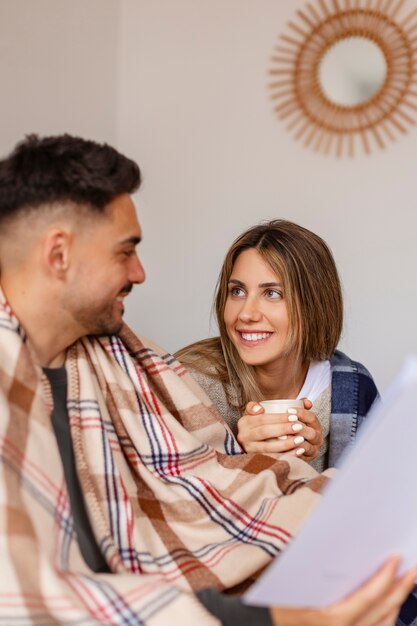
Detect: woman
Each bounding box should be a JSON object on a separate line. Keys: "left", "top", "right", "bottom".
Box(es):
{"left": 176, "top": 219, "right": 379, "bottom": 471}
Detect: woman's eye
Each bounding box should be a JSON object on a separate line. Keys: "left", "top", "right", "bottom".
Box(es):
{"left": 265, "top": 289, "right": 282, "bottom": 299}
{"left": 230, "top": 287, "right": 245, "bottom": 297}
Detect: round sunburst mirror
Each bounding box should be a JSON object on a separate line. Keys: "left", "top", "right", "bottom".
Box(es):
{"left": 269, "top": 0, "right": 417, "bottom": 156}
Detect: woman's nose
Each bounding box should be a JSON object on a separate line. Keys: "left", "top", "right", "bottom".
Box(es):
{"left": 238, "top": 300, "right": 262, "bottom": 323}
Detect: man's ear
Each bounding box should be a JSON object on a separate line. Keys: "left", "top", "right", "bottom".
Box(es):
{"left": 43, "top": 228, "right": 72, "bottom": 277}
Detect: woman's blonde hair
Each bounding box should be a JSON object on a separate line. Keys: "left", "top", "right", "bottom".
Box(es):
{"left": 176, "top": 219, "right": 343, "bottom": 410}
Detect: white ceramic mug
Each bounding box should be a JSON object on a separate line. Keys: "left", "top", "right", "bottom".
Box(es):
{"left": 259, "top": 398, "right": 305, "bottom": 444}
{"left": 259, "top": 398, "right": 304, "bottom": 413}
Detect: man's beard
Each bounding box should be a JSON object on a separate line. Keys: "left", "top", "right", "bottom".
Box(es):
{"left": 67, "top": 284, "right": 133, "bottom": 337}
{"left": 74, "top": 303, "right": 124, "bottom": 336}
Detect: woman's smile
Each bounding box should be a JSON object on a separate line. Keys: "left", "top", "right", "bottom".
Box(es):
{"left": 237, "top": 330, "right": 274, "bottom": 347}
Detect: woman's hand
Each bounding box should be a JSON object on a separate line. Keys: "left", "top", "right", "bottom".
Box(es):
{"left": 269, "top": 556, "right": 417, "bottom": 626}
{"left": 236, "top": 399, "right": 323, "bottom": 460}
{"left": 296, "top": 398, "right": 324, "bottom": 462}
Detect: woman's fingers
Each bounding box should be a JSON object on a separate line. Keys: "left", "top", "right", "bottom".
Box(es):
{"left": 240, "top": 438, "right": 304, "bottom": 454}
{"left": 245, "top": 401, "right": 264, "bottom": 415}
{"left": 240, "top": 420, "right": 312, "bottom": 441}
{"left": 238, "top": 402, "right": 322, "bottom": 457}
{"left": 296, "top": 408, "right": 319, "bottom": 427}
{"left": 301, "top": 397, "right": 313, "bottom": 410}
{"left": 297, "top": 424, "right": 321, "bottom": 445}
{"left": 294, "top": 408, "right": 323, "bottom": 437}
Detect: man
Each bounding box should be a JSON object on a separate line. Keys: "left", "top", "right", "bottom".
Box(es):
{"left": 0, "top": 134, "right": 415, "bottom": 626}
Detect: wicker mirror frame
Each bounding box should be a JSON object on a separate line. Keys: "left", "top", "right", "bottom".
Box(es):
{"left": 270, "top": 0, "right": 417, "bottom": 156}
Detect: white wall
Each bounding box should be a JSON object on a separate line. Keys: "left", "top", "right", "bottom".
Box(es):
{"left": 0, "top": 0, "right": 120, "bottom": 151}
{"left": 1, "top": 0, "right": 416, "bottom": 391}
{"left": 118, "top": 0, "right": 417, "bottom": 392}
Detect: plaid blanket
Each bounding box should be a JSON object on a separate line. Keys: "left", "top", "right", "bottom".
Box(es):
{"left": 0, "top": 289, "right": 328, "bottom": 625}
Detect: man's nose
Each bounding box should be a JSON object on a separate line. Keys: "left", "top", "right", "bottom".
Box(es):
{"left": 129, "top": 255, "right": 146, "bottom": 284}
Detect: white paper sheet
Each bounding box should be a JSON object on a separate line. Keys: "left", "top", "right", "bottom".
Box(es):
{"left": 245, "top": 356, "right": 417, "bottom": 608}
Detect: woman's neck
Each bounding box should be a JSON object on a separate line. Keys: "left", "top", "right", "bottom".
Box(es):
{"left": 254, "top": 355, "right": 309, "bottom": 399}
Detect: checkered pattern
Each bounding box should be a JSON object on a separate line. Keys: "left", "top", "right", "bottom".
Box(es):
{"left": 328, "top": 349, "right": 380, "bottom": 466}
{"left": 0, "top": 289, "right": 327, "bottom": 625}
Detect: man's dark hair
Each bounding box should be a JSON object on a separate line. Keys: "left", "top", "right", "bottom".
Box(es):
{"left": 0, "top": 134, "right": 141, "bottom": 223}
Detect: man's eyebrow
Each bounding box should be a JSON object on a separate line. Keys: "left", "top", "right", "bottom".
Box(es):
{"left": 118, "top": 235, "right": 142, "bottom": 246}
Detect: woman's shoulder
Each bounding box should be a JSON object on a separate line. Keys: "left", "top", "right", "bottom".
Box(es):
{"left": 330, "top": 350, "right": 379, "bottom": 412}
{"left": 175, "top": 337, "right": 225, "bottom": 377}
{"left": 175, "top": 339, "right": 240, "bottom": 427}
{"left": 330, "top": 350, "right": 374, "bottom": 377}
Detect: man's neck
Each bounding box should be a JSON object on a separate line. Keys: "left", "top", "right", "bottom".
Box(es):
{"left": 1, "top": 276, "right": 80, "bottom": 368}
{"left": 43, "top": 351, "right": 67, "bottom": 368}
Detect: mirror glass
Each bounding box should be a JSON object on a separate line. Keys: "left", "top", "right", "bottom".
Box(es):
{"left": 319, "top": 37, "right": 387, "bottom": 107}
